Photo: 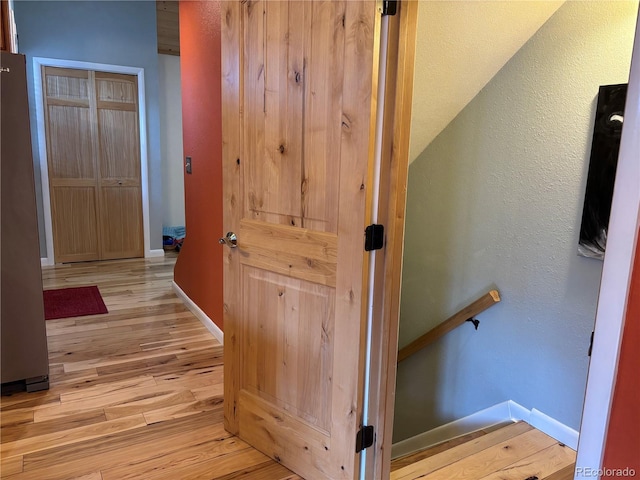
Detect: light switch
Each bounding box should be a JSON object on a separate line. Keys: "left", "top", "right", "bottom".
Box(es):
{"left": 185, "top": 156, "right": 192, "bottom": 174}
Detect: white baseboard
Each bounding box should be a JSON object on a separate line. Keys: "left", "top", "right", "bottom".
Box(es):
{"left": 391, "top": 400, "right": 578, "bottom": 459}
{"left": 529, "top": 408, "right": 579, "bottom": 450}
{"left": 41, "top": 257, "right": 54, "bottom": 267}
{"left": 505, "top": 400, "right": 531, "bottom": 422}
{"left": 172, "top": 280, "right": 224, "bottom": 345}
{"left": 391, "top": 401, "right": 515, "bottom": 459}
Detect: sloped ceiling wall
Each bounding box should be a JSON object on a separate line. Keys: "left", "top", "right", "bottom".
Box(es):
{"left": 409, "top": 1, "right": 565, "bottom": 163}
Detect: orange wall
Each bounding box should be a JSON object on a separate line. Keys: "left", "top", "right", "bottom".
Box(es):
{"left": 174, "top": 0, "right": 224, "bottom": 329}
{"left": 602, "top": 227, "right": 640, "bottom": 474}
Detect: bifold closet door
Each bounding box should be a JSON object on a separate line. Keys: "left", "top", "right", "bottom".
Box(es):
{"left": 95, "top": 72, "right": 143, "bottom": 260}
{"left": 43, "top": 67, "right": 143, "bottom": 263}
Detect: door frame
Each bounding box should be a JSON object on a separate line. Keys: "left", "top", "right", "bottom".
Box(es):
{"left": 33, "top": 57, "right": 152, "bottom": 265}
{"left": 365, "top": 2, "right": 418, "bottom": 477}
{"left": 576, "top": 8, "right": 640, "bottom": 471}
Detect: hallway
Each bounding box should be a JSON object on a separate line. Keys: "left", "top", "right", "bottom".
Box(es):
{"left": 0, "top": 255, "right": 299, "bottom": 479}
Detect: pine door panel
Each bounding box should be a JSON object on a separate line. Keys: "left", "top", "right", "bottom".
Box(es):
{"left": 222, "top": 1, "right": 379, "bottom": 478}
{"left": 243, "top": 1, "right": 344, "bottom": 233}
{"left": 95, "top": 72, "right": 138, "bottom": 104}
{"left": 46, "top": 105, "right": 94, "bottom": 179}
{"left": 238, "top": 219, "right": 338, "bottom": 287}
{"left": 97, "top": 109, "right": 140, "bottom": 179}
{"left": 98, "top": 186, "right": 143, "bottom": 260}
{"left": 241, "top": 266, "right": 334, "bottom": 432}
{"left": 50, "top": 187, "right": 99, "bottom": 262}
{"left": 46, "top": 101, "right": 98, "bottom": 263}
{"left": 45, "top": 67, "right": 90, "bottom": 100}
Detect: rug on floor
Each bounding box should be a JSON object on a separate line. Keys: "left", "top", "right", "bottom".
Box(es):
{"left": 43, "top": 285, "right": 108, "bottom": 320}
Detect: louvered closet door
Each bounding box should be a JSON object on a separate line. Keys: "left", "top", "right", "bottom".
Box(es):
{"left": 43, "top": 67, "right": 143, "bottom": 263}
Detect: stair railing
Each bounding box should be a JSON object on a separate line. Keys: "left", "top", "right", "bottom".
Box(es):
{"left": 397, "top": 289, "right": 501, "bottom": 363}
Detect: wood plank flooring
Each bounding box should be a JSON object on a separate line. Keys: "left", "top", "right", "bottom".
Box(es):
{"left": 1, "top": 255, "right": 300, "bottom": 480}
{"left": 390, "top": 422, "right": 576, "bottom": 480}
{"left": 1, "top": 255, "right": 576, "bottom": 479}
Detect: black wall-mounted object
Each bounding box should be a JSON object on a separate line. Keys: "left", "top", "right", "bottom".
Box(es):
{"left": 578, "top": 84, "right": 627, "bottom": 260}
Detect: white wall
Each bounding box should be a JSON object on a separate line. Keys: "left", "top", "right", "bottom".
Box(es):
{"left": 395, "top": 0, "right": 638, "bottom": 442}
{"left": 158, "top": 54, "right": 185, "bottom": 228}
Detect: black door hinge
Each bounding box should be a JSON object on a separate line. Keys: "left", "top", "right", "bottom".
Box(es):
{"left": 356, "top": 425, "right": 375, "bottom": 453}
{"left": 381, "top": 0, "right": 397, "bottom": 16}
{"left": 588, "top": 331, "right": 595, "bottom": 356}
{"left": 365, "top": 224, "right": 384, "bottom": 251}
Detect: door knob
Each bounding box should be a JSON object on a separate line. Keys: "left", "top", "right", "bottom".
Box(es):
{"left": 219, "top": 232, "right": 237, "bottom": 248}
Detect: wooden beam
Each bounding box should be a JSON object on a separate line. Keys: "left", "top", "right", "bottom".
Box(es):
{"left": 156, "top": 1, "right": 180, "bottom": 56}
{"left": 397, "top": 289, "right": 501, "bottom": 363}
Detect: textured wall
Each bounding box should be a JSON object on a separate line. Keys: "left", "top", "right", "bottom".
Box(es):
{"left": 395, "top": 1, "right": 638, "bottom": 442}
{"left": 158, "top": 54, "right": 185, "bottom": 229}
{"left": 173, "top": 0, "right": 223, "bottom": 328}
{"left": 409, "top": 1, "right": 563, "bottom": 162}
{"left": 13, "top": 1, "right": 163, "bottom": 255}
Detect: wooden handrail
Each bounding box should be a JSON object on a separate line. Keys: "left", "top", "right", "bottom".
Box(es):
{"left": 397, "top": 289, "right": 501, "bottom": 363}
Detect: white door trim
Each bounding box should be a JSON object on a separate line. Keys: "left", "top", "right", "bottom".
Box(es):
{"left": 33, "top": 57, "right": 151, "bottom": 265}
{"left": 576, "top": 8, "right": 640, "bottom": 472}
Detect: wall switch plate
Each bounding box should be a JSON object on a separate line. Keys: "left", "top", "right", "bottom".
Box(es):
{"left": 185, "top": 156, "right": 192, "bottom": 174}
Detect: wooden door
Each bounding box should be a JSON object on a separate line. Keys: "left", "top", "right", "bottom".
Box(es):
{"left": 222, "top": 1, "right": 380, "bottom": 478}
{"left": 94, "top": 72, "right": 143, "bottom": 260}
{"left": 44, "top": 67, "right": 100, "bottom": 263}
{"left": 43, "top": 67, "right": 143, "bottom": 263}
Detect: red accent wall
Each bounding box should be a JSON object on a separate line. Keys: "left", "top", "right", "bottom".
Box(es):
{"left": 174, "top": 0, "right": 223, "bottom": 329}
{"left": 602, "top": 227, "right": 640, "bottom": 475}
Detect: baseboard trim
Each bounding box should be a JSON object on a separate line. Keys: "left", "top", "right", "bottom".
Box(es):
{"left": 391, "top": 401, "right": 515, "bottom": 460}
{"left": 172, "top": 281, "right": 224, "bottom": 345}
{"left": 391, "top": 400, "right": 578, "bottom": 459}
{"left": 506, "top": 400, "right": 531, "bottom": 422}
{"left": 529, "top": 408, "right": 579, "bottom": 450}
{"left": 41, "top": 257, "right": 53, "bottom": 267}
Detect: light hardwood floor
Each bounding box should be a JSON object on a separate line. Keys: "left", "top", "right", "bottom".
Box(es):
{"left": 390, "top": 422, "right": 576, "bottom": 480}
{"left": 1, "top": 255, "right": 300, "bottom": 480}
{"left": 1, "top": 255, "right": 576, "bottom": 479}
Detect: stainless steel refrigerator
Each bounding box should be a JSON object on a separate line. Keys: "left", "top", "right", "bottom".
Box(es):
{"left": 1, "top": 51, "right": 50, "bottom": 392}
